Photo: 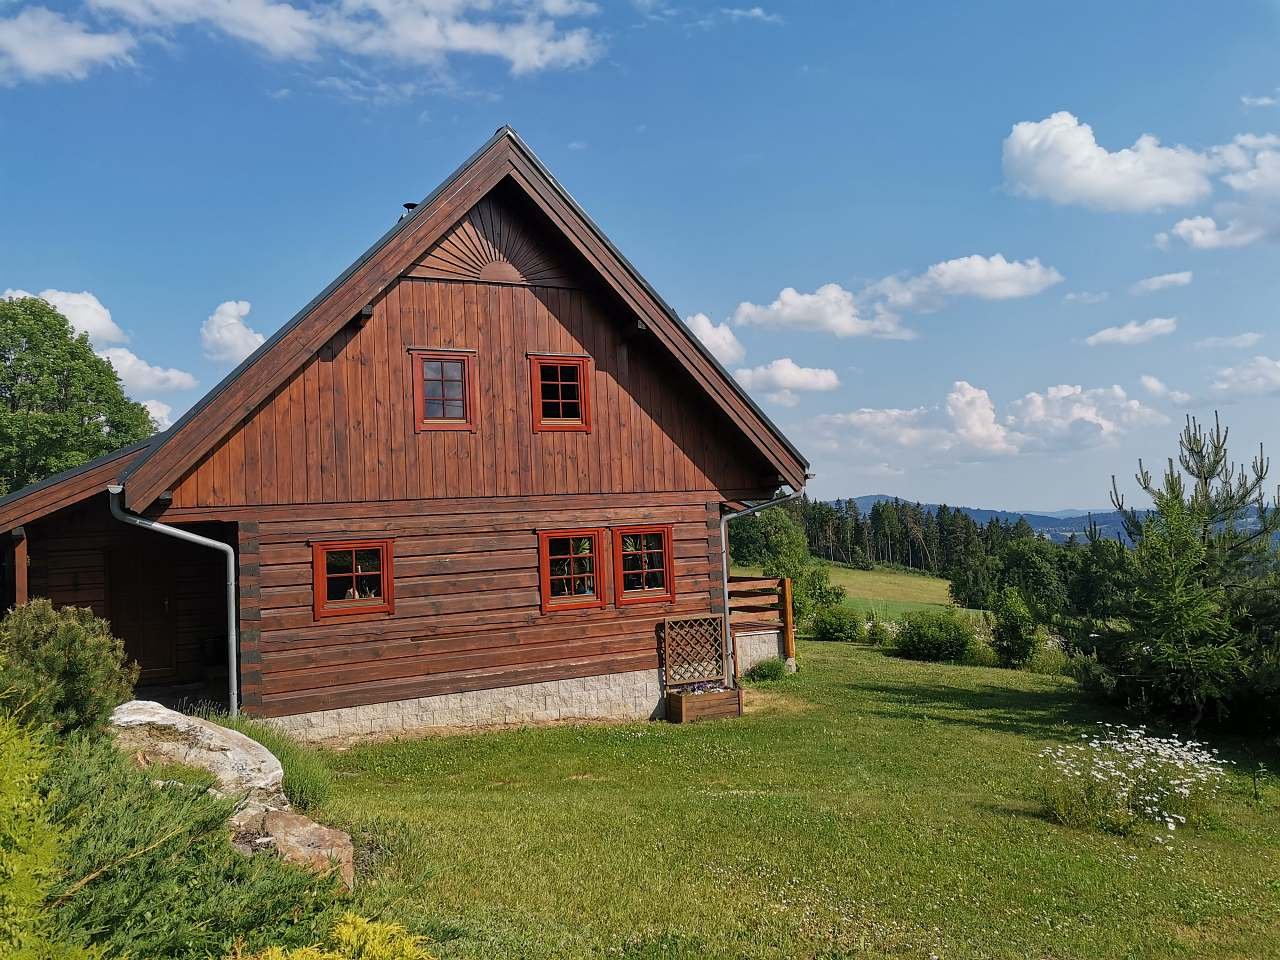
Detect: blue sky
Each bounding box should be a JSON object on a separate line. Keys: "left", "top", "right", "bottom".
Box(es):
{"left": 2, "top": 1, "right": 1278, "bottom": 510}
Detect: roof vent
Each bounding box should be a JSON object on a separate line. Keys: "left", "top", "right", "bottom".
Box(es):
{"left": 400, "top": 201, "right": 418, "bottom": 220}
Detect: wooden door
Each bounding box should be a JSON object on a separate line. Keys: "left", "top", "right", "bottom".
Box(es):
{"left": 109, "top": 540, "right": 177, "bottom": 683}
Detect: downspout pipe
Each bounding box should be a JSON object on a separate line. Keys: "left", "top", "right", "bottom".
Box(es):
{"left": 719, "top": 488, "right": 801, "bottom": 685}
{"left": 107, "top": 485, "right": 239, "bottom": 716}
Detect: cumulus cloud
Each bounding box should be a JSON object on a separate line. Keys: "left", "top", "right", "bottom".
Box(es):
{"left": 732, "top": 283, "right": 913, "bottom": 339}
{"left": 1242, "top": 95, "right": 1278, "bottom": 108}
{"left": 1139, "top": 374, "right": 1191, "bottom": 405}
{"left": 0, "top": 7, "right": 134, "bottom": 84}
{"left": 1131, "top": 271, "right": 1192, "bottom": 294}
{"left": 1008, "top": 383, "right": 1167, "bottom": 449}
{"left": 201, "top": 299, "right": 265, "bottom": 363}
{"left": 1003, "top": 111, "right": 1217, "bottom": 211}
{"left": 1156, "top": 215, "right": 1266, "bottom": 250}
{"left": 3, "top": 287, "right": 128, "bottom": 346}
{"left": 1196, "top": 332, "right": 1263, "bottom": 349}
{"left": 140, "top": 398, "right": 174, "bottom": 429}
{"left": 1085, "top": 316, "right": 1177, "bottom": 347}
{"left": 81, "top": 0, "right": 602, "bottom": 78}
{"left": 1212, "top": 355, "right": 1280, "bottom": 395}
{"left": 733, "top": 357, "right": 839, "bottom": 406}
{"left": 99, "top": 347, "right": 198, "bottom": 392}
{"left": 686, "top": 312, "right": 745, "bottom": 365}
{"left": 816, "top": 378, "right": 1163, "bottom": 462}
{"left": 870, "top": 253, "right": 1063, "bottom": 312}
{"left": 1064, "top": 290, "right": 1108, "bottom": 304}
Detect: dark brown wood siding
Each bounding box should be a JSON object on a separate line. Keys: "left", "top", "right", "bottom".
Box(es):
{"left": 168, "top": 278, "right": 774, "bottom": 508}
{"left": 244, "top": 493, "right": 722, "bottom": 717}
{"left": 25, "top": 495, "right": 229, "bottom": 685}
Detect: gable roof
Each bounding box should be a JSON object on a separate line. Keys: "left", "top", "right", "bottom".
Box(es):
{"left": 5, "top": 127, "right": 807, "bottom": 522}
{"left": 0, "top": 438, "right": 152, "bottom": 532}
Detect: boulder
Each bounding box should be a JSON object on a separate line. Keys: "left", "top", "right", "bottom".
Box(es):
{"left": 262, "top": 809, "right": 355, "bottom": 890}
{"left": 109, "top": 700, "right": 287, "bottom": 809}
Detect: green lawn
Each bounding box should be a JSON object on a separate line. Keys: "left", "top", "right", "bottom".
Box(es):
{"left": 736, "top": 562, "right": 977, "bottom": 619}
{"left": 321, "top": 644, "right": 1280, "bottom": 959}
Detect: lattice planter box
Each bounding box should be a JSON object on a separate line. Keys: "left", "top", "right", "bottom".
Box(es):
{"left": 666, "top": 687, "right": 743, "bottom": 723}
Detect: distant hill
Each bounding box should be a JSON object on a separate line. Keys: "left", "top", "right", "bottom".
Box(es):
{"left": 839, "top": 494, "right": 1133, "bottom": 543}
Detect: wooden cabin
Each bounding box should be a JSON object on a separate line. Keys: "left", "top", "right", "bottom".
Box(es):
{"left": 0, "top": 128, "right": 807, "bottom": 740}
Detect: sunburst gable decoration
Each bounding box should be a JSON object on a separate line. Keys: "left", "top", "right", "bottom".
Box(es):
{"left": 406, "top": 192, "right": 577, "bottom": 288}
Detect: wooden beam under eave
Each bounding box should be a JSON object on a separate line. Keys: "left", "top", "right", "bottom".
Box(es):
{"left": 12, "top": 527, "right": 28, "bottom": 605}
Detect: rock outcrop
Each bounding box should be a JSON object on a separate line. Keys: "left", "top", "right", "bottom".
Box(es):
{"left": 110, "top": 700, "right": 354, "bottom": 889}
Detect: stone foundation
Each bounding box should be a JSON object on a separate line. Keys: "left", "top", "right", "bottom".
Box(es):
{"left": 734, "top": 628, "right": 792, "bottom": 674}
{"left": 263, "top": 668, "right": 664, "bottom": 743}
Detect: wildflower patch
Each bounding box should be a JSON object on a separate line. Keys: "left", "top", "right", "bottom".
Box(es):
{"left": 1036, "top": 722, "right": 1229, "bottom": 839}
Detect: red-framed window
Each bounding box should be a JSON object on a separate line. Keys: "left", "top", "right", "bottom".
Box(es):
{"left": 410, "top": 350, "right": 478, "bottom": 432}
{"left": 529, "top": 354, "right": 592, "bottom": 433}
{"left": 613, "top": 525, "right": 675, "bottom": 605}
{"left": 538, "top": 528, "right": 606, "bottom": 612}
{"left": 311, "top": 539, "right": 394, "bottom": 619}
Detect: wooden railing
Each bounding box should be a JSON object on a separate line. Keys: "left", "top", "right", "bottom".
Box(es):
{"left": 726, "top": 576, "right": 796, "bottom": 662}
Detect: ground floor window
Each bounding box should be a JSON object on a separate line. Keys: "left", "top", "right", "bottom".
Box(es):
{"left": 312, "top": 539, "right": 394, "bottom": 619}
{"left": 613, "top": 525, "right": 674, "bottom": 605}
{"left": 538, "top": 529, "right": 606, "bottom": 612}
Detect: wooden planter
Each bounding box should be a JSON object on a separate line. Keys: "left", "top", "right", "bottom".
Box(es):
{"left": 666, "top": 687, "right": 743, "bottom": 723}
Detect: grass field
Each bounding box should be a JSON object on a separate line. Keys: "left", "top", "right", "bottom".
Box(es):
{"left": 322, "top": 644, "right": 1280, "bottom": 959}
{"left": 735, "top": 562, "right": 976, "bottom": 619}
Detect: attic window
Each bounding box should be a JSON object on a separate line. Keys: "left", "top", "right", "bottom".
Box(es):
{"left": 312, "top": 540, "right": 394, "bottom": 619}
{"left": 530, "top": 355, "right": 591, "bottom": 433}
{"left": 411, "top": 350, "right": 478, "bottom": 432}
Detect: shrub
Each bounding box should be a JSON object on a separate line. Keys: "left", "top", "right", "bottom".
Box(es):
{"left": 1025, "top": 642, "right": 1070, "bottom": 676}
{"left": 811, "top": 607, "right": 864, "bottom": 643}
{"left": 0, "top": 715, "right": 88, "bottom": 959}
{"left": 0, "top": 600, "right": 137, "bottom": 734}
{"left": 205, "top": 712, "right": 333, "bottom": 810}
{"left": 1036, "top": 723, "right": 1229, "bottom": 838}
{"left": 961, "top": 636, "right": 1000, "bottom": 668}
{"left": 990, "top": 587, "right": 1041, "bottom": 667}
{"left": 866, "top": 618, "right": 893, "bottom": 647}
{"left": 892, "top": 609, "right": 975, "bottom": 663}
{"left": 742, "top": 658, "right": 787, "bottom": 683}
{"left": 42, "top": 734, "right": 340, "bottom": 959}
{"left": 226, "top": 913, "right": 435, "bottom": 960}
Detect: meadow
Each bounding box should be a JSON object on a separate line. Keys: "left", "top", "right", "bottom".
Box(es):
{"left": 322, "top": 642, "right": 1280, "bottom": 960}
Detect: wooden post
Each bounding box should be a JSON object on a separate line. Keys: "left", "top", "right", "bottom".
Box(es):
{"left": 12, "top": 527, "right": 28, "bottom": 605}
{"left": 780, "top": 577, "right": 796, "bottom": 663}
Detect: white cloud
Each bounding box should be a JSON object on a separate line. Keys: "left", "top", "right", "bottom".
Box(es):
{"left": 1085, "top": 316, "right": 1177, "bottom": 346}
{"left": 1139, "top": 374, "right": 1191, "bottom": 405}
{"left": 733, "top": 358, "right": 839, "bottom": 407}
{"left": 871, "top": 253, "right": 1063, "bottom": 312}
{"left": 140, "top": 398, "right": 174, "bottom": 429}
{"left": 721, "top": 6, "right": 782, "bottom": 23}
{"left": 1196, "top": 332, "right": 1263, "bottom": 349}
{"left": 3, "top": 287, "right": 128, "bottom": 346}
{"left": 1003, "top": 111, "right": 1217, "bottom": 211}
{"left": 67, "top": 0, "right": 602, "bottom": 83}
{"left": 1064, "top": 290, "right": 1108, "bottom": 304}
{"left": 1008, "top": 383, "right": 1167, "bottom": 449}
{"left": 1158, "top": 215, "right": 1266, "bottom": 250}
{"left": 1212, "top": 355, "right": 1280, "bottom": 395}
{"left": 99, "top": 347, "right": 198, "bottom": 392}
{"left": 201, "top": 299, "right": 265, "bottom": 363}
{"left": 946, "top": 380, "right": 1017, "bottom": 455}
{"left": 732, "top": 283, "right": 913, "bottom": 339}
{"left": 1131, "top": 271, "right": 1192, "bottom": 294}
{"left": 1242, "top": 95, "right": 1278, "bottom": 108}
{"left": 0, "top": 7, "right": 134, "bottom": 84}
{"left": 686, "top": 312, "right": 745, "bottom": 365}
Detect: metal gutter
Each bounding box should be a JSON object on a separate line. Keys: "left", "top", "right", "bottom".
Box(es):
{"left": 107, "top": 485, "right": 240, "bottom": 716}
{"left": 719, "top": 488, "right": 802, "bottom": 683}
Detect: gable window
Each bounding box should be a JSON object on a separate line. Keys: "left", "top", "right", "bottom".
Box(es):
{"left": 529, "top": 355, "right": 591, "bottom": 432}
{"left": 312, "top": 539, "right": 394, "bottom": 619}
{"left": 613, "top": 525, "right": 674, "bottom": 605}
{"left": 538, "top": 529, "right": 606, "bottom": 612}
{"left": 410, "top": 350, "right": 478, "bottom": 432}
